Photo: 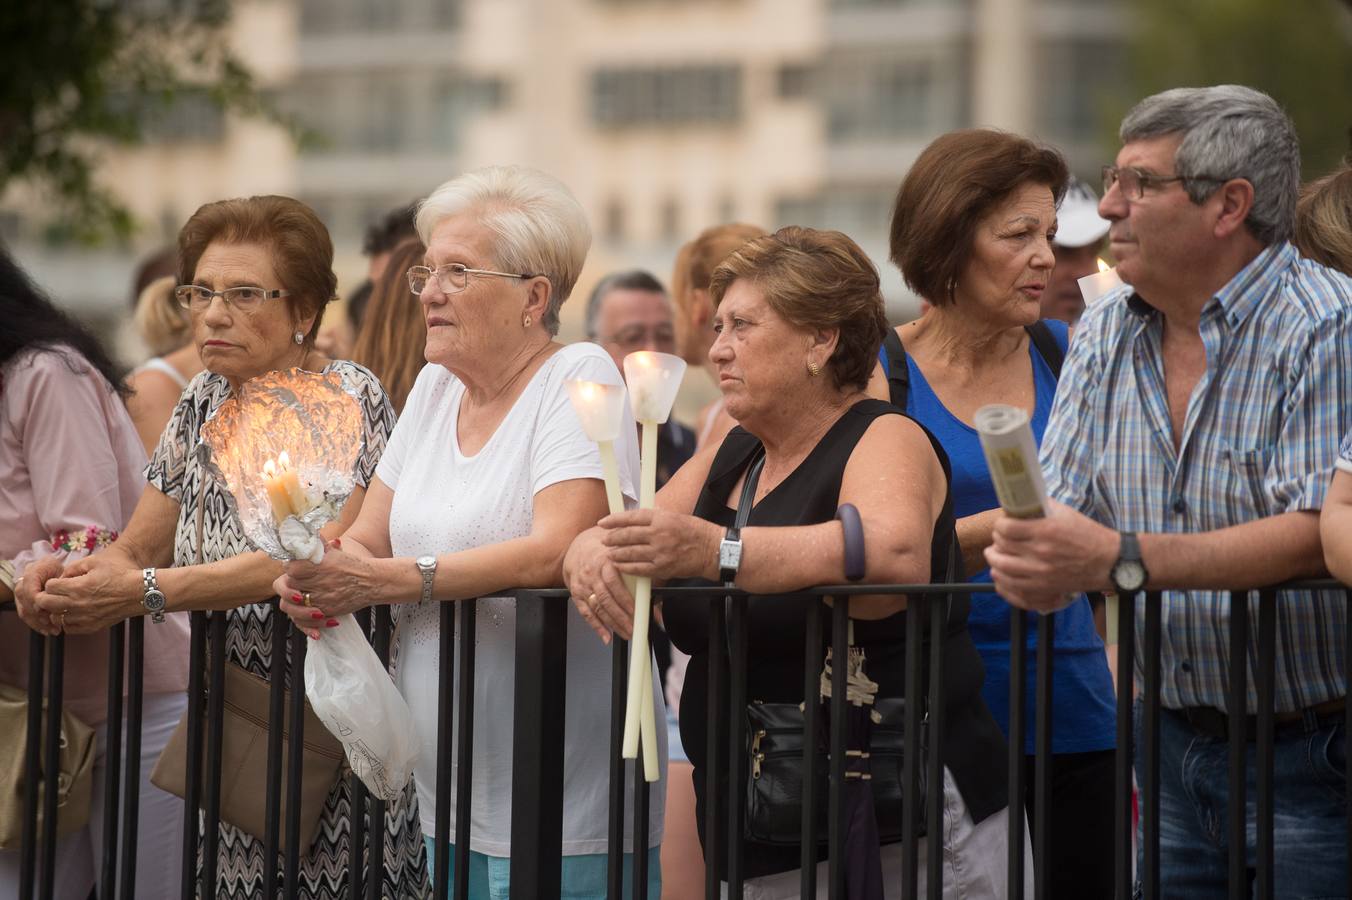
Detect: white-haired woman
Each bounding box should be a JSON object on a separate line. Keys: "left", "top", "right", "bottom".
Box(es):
{"left": 274, "top": 165, "right": 665, "bottom": 898}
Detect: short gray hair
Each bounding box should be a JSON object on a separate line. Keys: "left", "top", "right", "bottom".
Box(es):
{"left": 584, "top": 269, "right": 668, "bottom": 339}
{"left": 1120, "top": 85, "right": 1300, "bottom": 245}
{"left": 415, "top": 165, "right": 592, "bottom": 335}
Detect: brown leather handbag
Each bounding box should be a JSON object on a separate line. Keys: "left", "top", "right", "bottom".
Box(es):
{"left": 149, "top": 469, "right": 344, "bottom": 853}
{"left": 0, "top": 680, "right": 96, "bottom": 849}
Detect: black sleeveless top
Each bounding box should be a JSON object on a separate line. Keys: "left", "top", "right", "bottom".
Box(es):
{"left": 663, "top": 399, "right": 1009, "bottom": 879}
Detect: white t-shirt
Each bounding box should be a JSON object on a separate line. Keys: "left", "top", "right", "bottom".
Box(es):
{"left": 378, "top": 342, "right": 666, "bottom": 856}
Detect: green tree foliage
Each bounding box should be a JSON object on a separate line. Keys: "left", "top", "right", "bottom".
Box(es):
{"left": 1123, "top": 0, "right": 1352, "bottom": 180}
{"left": 0, "top": 0, "right": 304, "bottom": 243}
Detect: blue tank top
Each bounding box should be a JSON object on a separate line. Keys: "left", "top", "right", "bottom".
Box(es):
{"left": 897, "top": 320, "right": 1116, "bottom": 754}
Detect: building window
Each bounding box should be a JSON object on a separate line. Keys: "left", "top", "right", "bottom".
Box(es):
{"left": 1038, "top": 40, "right": 1125, "bottom": 139}
{"left": 603, "top": 199, "right": 626, "bottom": 243}
{"left": 658, "top": 197, "right": 681, "bottom": 241}
{"left": 591, "top": 65, "right": 742, "bottom": 127}
{"left": 776, "top": 63, "right": 814, "bottom": 100}
{"left": 716, "top": 193, "right": 737, "bottom": 224}
{"left": 823, "top": 53, "right": 935, "bottom": 139}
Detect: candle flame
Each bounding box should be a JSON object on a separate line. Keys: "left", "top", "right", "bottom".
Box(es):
{"left": 580, "top": 382, "right": 596, "bottom": 402}
{"left": 1097, "top": 258, "right": 1111, "bottom": 273}
{"left": 263, "top": 458, "right": 277, "bottom": 478}
{"left": 278, "top": 450, "right": 291, "bottom": 470}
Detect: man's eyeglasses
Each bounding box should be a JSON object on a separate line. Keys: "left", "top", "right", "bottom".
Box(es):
{"left": 1102, "top": 165, "right": 1226, "bottom": 201}
{"left": 407, "top": 263, "right": 537, "bottom": 296}
{"left": 600, "top": 325, "right": 677, "bottom": 353}
{"left": 175, "top": 284, "right": 289, "bottom": 312}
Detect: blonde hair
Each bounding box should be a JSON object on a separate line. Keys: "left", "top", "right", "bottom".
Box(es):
{"left": 415, "top": 165, "right": 591, "bottom": 335}
{"left": 350, "top": 239, "right": 427, "bottom": 414}
{"left": 1294, "top": 165, "right": 1352, "bottom": 276}
{"left": 671, "top": 222, "right": 765, "bottom": 363}
{"left": 133, "top": 275, "right": 190, "bottom": 356}
{"left": 709, "top": 227, "right": 888, "bottom": 392}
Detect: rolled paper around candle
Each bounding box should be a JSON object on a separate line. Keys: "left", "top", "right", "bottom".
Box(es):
{"left": 623, "top": 351, "right": 686, "bottom": 424}
{"left": 973, "top": 404, "right": 1050, "bottom": 519}
{"left": 565, "top": 379, "right": 628, "bottom": 443}
{"left": 1077, "top": 264, "right": 1125, "bottom": 305}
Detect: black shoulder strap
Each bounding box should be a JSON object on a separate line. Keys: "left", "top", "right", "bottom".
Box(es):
{"left": 1024, "top": 321, "right": 1064, "bottom": 380}
{"left": 881, "top": 327, "right": 909, "bottom": 412}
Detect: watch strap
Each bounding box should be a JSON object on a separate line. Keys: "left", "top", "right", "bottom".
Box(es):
{"left": 722, "top": 449, "right": 766, "bottom": 586}
{"left": 417, "top": 558, "right": 437, "bottom": 604}
{"left": 142, "top": 567, "right": 167, "bottom": 624}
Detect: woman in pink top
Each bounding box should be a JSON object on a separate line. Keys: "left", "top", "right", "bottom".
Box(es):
{"left": 0, "top": 247, "right": 190, "bottom": 899}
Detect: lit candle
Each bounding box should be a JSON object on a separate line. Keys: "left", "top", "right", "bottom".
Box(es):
{"left": 262, "top": 458, "right": 294, "bottom": 525}
{"left": 275, "top": 452, "right": 309, "bottom": 515}
{"left": 621, "top": 351, "right": 687, "bottom": 782}
{"left": 1077, "top": 258, "right": 1125, "bottom": 305}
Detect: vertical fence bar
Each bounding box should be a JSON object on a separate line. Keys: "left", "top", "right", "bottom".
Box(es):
{"left": 100, "top": 621, "right": 126, "bottom": 898}
{"left": 367, "top": 605, "right": 392, "bottom": 900}
{"left": 182, "top": 612, "right": 206, "bottom": 900}
{"left": 1007, "top": 609, "right": 1027, "bottom": 897}
{"left": 1114, "top": 592, "right": 1135, "bottom": 900}
{"left": 726, "top": 595, "right": 749, "bottom": 898}
{"left": 925, "top": 595, "right": 947, "bottom": 900}
{"left": 284, "top": 622, "right": 307, "bottom": 897}
{"left": 264, "top": 602, "right": 288, "bottom": 900}
{"left": 348, "top": 609, "right": 373, "bottom": 900}
{"left": 203, "top": 613, "right": 227, "bottom": 899}
{"left": 1141, "top": 592, "right": 1162, "bottom": 900}
{"left": 432, "top": 601, "right": 453, "bottom": 898}
{"left": 119, "top": 616, "right": 146, "bottom": 897}
{"left": 1033, "top": 612, "right": 1054, "bottom": 900}
{"left": 901, "top": 592, "right": 923, "bottom": 899}
{"left": 608, "top": 635, "right": 628, "bottom": 900}
{"left": 454, "top": 598, "right": 477, "bottom": 900}
{"left": 38, "top": 634, "right": 64, "bottom": 900}
{"left": 1226, "top": 591, "right": 1249, "bottom": 900}
{"left": 510, "top": 593, "right": 568, "bottom": 900}
{"left": 705, "top": 599, "right": 726, "bottom": 900}
{"left": 827, "top": 598, "right": 848, "bottom": 900}
{"left": 20, "top": 629, "right": 46, "bottom": 900}
{"left": 800, "top": 601, "right": 824, "bottom": 900}
{"left": 1345, "top": 588, "right": 1352, "bottom": 900}
{"left": 1254, "top": 590, "right": 1276, "bottom": 900}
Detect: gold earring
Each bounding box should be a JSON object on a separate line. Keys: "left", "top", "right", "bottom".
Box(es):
{"left": 807, "top": 361, "right": 820, "bottom": 378}
{"left": 523, "top": 315, "right": 532, "bottom": 328}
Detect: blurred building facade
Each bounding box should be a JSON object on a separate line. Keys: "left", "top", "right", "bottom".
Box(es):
{"left": 2, "top": 0, "right": 1124, "bottom": 351}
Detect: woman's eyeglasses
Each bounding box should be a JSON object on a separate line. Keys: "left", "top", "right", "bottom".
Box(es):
{"left": 175, "top": 285, "right": 290, "bottom": 312}
{"left": 406, "top": 263, "right": 536, "bottom": 296}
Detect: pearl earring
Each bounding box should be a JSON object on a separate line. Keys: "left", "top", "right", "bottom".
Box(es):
{"left": 523, "top": 315, "right": 532, "bottom": 328}
{"left": 294, "top": 331, "right": 304, "bottom": 345}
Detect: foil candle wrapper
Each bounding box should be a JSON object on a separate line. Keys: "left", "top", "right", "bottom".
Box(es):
{"left": 974, "top": 404, "right": 1049, "bottom": 520}
{"left": 199, "top": 368, "right": 365, "bottom": 560}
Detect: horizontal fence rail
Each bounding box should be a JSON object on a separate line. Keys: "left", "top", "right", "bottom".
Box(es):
{"left": 4, "top": 579, "right": 1350, "bottom": 899}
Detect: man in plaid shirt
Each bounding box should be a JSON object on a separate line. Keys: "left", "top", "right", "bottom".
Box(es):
{"left": 987, "top": 85, "right": 1352, "bottom": 895}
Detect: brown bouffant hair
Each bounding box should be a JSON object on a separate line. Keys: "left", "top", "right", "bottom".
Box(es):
{"left": 1294, "top": 165, "right": 1352, "bottom": 276}
{"left": 889, "top": 129, "right": 1069, "bottom": 306}
{"left": 350, "top": 238, "right": 428, "bottom": 414}
{"left": 671, "top": 222, "right": 766, "bottom": 364}
{"left": 177, "top": 195, "right": 337, "bottom": 344}
{"left": 708, "top": 226, "right": 888, "bottom": 391}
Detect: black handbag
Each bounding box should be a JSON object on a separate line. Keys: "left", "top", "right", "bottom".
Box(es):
{"left": 727, "top": 448, "right": 933, "bottom": 846}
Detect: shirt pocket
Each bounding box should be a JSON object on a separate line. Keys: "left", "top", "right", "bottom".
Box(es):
{"left": 1221, "top": 443, "right": 1273, "bottom": 518}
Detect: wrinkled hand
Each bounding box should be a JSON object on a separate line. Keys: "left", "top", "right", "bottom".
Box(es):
{"left": 273, "top": 544, "right": 370, "bottom": 638}
{"left": 563, "top": 527, "right": 635, "bottom": 643}
{"left": 601, "top": 508, "right": 721, "bottom": 581}
{"left": 37, "top": 554, "right": 142, "bottom": 634}
{"left": 984, "top": 499, "right": 1117, "bottom": 612}
{"left": 14, "top": 556, "right": 65, "bottom": 636}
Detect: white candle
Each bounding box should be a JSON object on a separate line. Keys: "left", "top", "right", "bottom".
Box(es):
{"left": 1077, "top": 258, "right": 1125, "bottom": 305}
{"left": 620, "top": 352, "right": 686, "bottom": 782}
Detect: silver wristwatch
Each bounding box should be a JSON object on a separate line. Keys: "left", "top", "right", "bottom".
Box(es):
{"left": 142, "top": 567, "right": 167, "bottom": 624}
{"left": 415, "top": 556, "right": 437, "bottom": 604}
{"left": 718, "top": 531, "right": 743, "bottom": 585}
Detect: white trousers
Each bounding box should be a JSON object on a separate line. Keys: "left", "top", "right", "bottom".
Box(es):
{"left": 0, "top": 690, "right": 188, "bottom": 900}
{"left": 724, "top": 767, "right": 1035, "bottom": 899}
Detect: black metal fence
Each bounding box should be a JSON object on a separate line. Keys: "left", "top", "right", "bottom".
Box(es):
{"left": 5, "top": 580, "right": 1350, "bottom": 899}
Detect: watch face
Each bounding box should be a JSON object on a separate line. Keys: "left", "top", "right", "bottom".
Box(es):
{"left": 144, "top": 589, "right": 167, "bottom": 612}
{"left": 719, "top": 540, "right": 742, "bottom": 569}
{"left": 416, "top": 555, "right": 436, "bottom": 572}
{"left": 1112, "top": 560, "right": 1147, "bottom": 591}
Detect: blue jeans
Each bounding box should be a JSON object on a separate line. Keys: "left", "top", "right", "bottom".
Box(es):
{"left": 1135, "top": 702, "right": 1347, "bottom": 898}
{"left": 424, "top": 837, "right": 661, "bottom": 899}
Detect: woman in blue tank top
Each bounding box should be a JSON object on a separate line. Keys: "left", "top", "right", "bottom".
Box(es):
{"left": 879, "top": 129, "right": 1118, "bottom": 900}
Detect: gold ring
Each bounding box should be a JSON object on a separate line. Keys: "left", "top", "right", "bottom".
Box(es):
{"left": 303, "top": 592, "right": 313, "bottom": 608}
{"left": 587, "top": 592, "right": 598, "bottom": 607}
{"left": 56, "top": 611, "right": 66, "bottom": 629}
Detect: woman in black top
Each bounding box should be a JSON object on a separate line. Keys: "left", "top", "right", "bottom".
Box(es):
{"left": 564, "top": 227, "right": 1019, "bottom": 897}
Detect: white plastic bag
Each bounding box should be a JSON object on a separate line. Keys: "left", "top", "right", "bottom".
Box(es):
{"left": 304, "top": 614, "right": 417, "bottom": 801}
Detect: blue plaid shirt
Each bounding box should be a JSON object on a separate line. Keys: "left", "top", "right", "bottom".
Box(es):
{"left": 1042, "top": 242, "right": 1352, "bottom": 712}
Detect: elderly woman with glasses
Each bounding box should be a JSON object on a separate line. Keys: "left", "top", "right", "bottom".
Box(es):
{"left": 27, "top": 195, "right": 429, "bottom": 897}
{"left": 272, "top": 165, "right": 666, "bottom": 898}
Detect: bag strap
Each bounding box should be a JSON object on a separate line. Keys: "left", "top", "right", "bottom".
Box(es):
{"left": 1024, "top": 320, "right": 1064, "bottom": 380}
